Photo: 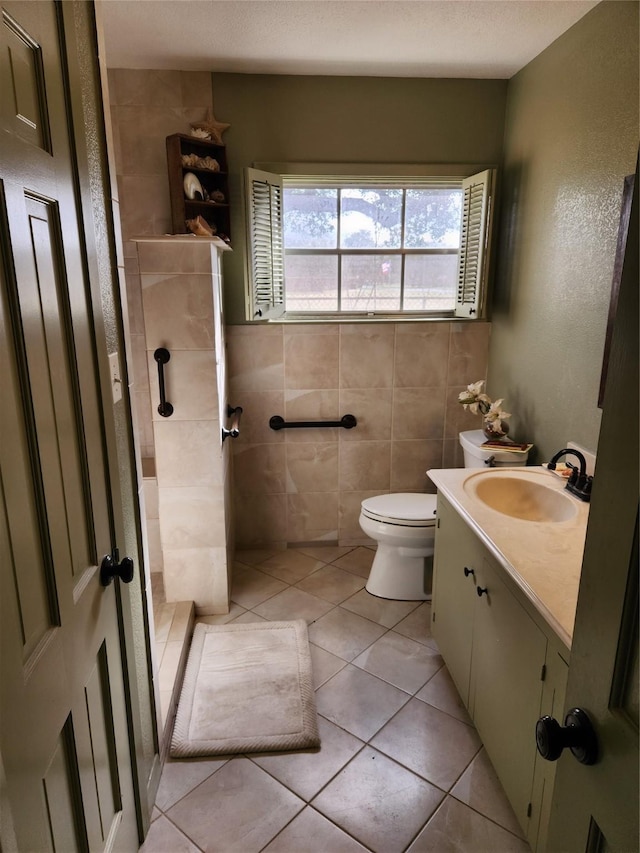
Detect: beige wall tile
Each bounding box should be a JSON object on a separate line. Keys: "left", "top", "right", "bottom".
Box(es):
{"left": 339, "top": 442, "right": 391, "bottom": 491}
{"left": 234, "top": 493, "right": 288, "bottom": 546}
{"left": 286, "top": 443, "right": 339, "bottom": 493}
{"left": 394, "top": 325, "right": 450, "bottom": 388}
{"left": 232, "top": 391, "right": 285, "bottom": 444}
{"left": 284, "top": 333, "right": 339, "bottom": 390}
{"left": 283, "top": 389, "right": 340, "bottom": 443}
{"left": 338, "top": 490, "right": 381, "bottom": 542}
{"left": 287, "top": 492, "right": 339, "bottom": 542}
{"left": 119, "top": 175, "right": 172, "bottom": 238}
{"left": 138, "top": 241, "right": 214, "bottom": 274}
{"left": 143, "top": 477, "right": 159, "bottom": 519}
{"left": 448, "top": 322, "right": 491, "bottom": 386}
{"left": 141, "top": 273, "right": 214, "bottom": 350}
{"left": 154, "top": 420, "right": 222, "bottom": 487}
{"left": 392, "top": 387, "right": 446, "bottom": 440}
{"left": 146, "top": 518, "right": 164, "bottom": 573}
{"left": 339, "top": 388, "right": 392, "bottom": 441}
{"left": 390, "top": 440, "right": 443, "bottom": 492}
{"left": 233, "top": 443, "right": 286, "bottom": 494}
{"left": 443, "top": 437, "right": 466, "bottom": 469}
{"left": 125, "top": 271, "right": 144, "bottom": 335}
{"left": 159, "top": 486, "right": 226, "bottom": 549}
{"left": 148, "top": 349, "right": 218, "bottom": 422}
{"left": 227, "top": 330, "right": 284, "bottom": 392}
{"left": 108, "top": 69, "right": 182, "bottom": 107}
{"left": 163, "top": 546, "right": 229, "bottom": 613}
{"left": 339, "top": 326, "right": 394, "bottom": 388}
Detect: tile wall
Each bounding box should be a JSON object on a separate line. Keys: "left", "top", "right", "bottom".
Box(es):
{"left": 227, "top": 321, "right": 491, "bottom": 548}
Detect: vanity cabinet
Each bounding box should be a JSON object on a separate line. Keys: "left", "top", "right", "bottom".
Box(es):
{"left": 432, "top": 497, "right": 568, "bottom": 851}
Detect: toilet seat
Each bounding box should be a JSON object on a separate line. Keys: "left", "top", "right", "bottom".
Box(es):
{"left": 361, "top": 493, "right": 437, "bottom": 527}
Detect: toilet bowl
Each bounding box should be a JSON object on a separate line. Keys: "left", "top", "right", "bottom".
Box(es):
{"left": 359, "top": 493, "right": 437, "bottom": 601}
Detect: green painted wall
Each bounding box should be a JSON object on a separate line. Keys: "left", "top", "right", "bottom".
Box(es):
{"left": 210, "top": 74, "right": 508, "bottom": 323}
{"left": 489, "top": 0, "right": 638, "bottom": 463}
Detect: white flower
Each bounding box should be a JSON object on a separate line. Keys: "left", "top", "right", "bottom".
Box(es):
{"left": 458, "top": 380, "right": 512, "bottom": 429}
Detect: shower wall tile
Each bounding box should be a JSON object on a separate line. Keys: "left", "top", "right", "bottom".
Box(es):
{"left": 287, "top": 493, "right": 339, "bottom": 542}
{"left": 163, "top": 546, "right": 229, "bottom": 615}
{"left": 154, "top": 420, "right": 222, "bottom": 487}
{"left": 233, "top": 444, "right": 287, "bottom": 494}
{"left": 390, "top": 440, "right": 443, "bottom": 493}
{"left": 339, "top": 442, "right": 391, "bottom": 492}
{"left": 284, "top": 333, "right": 339, "bottom": 390}
{"left": 159, "top": 486, "right": 226, "bottom": 550}
{"left": 286, "top": 443, "right": 339, "bottom": 494}
{"left": 228, "top": 321, "right": 491, "bottom": 548}
{"left": 394, "top": 324, "right": 450, "bottom": 388}
{"left": 339, "top": 325, "right": 395, "bottom": 389}
{"left": 391, "top": 387, "right": 447, "bottom": 441}
{"left": 137, "top": 240, "right": 214, "bottom": 275}
{"left": 338, "top": 389, "right": 393, "bottom": 441}
{"left": 148, "top": 349, "right": 218, "bottom": 422}
{"left": 141, "top": 273, "right": 214, "bottom": 350}
{"left": 283, "top": 390, "right": 340, "bottom": 443}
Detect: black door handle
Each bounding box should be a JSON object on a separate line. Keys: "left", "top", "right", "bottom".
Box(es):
{"left": 464, "top": 566, "right": 475, "bottom": 577}
{"left": 100, "top": 550, "right": 135, "bottom": 586}
{"left": 154, "top": 347, "right": 174, "bottom": 417}
{"left": 536, "top": 707, "right": 597, "bottom": 765}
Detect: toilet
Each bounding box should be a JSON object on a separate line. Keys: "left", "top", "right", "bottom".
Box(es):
{"left": 359, "top": 430, "right": 531, "bottom": 600}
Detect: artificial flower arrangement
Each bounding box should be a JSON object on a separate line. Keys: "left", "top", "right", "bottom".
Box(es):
{"left": 458, "top": 380, "right": 511, "bottom": 437}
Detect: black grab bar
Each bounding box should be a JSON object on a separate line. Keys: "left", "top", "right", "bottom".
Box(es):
{"left": 153, "top": 348, "right": 173, "bottom": 417}
{"left": 222, "top": 405, "right": 243, "bottom": 441}
{"left": 269, "top": 414, "right": 357, "bottom": 431}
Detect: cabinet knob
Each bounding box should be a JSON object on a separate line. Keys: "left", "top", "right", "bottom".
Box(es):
{"left": 476, "top": 586, "right": 488, "bottom": 597}
{"left": 464, "top": 566, "right": 475, "bottom": 577}
{"left": 535, "top": 708, "right": 598, "bottom": 765}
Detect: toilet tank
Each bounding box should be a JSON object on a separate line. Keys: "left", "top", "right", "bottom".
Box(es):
{"left": 459, "top": 429, "right": 530, "bottom": 468}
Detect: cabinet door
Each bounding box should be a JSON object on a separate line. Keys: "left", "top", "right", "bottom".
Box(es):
{"left": 470, "top": 557, "right": 547, "bottom": 830}
{"left": 432, "top": 500, "right": 481, "bottom": 705}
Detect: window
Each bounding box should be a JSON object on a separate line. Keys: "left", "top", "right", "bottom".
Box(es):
{"left": 245, "top": 167, "right": 495, "bottom": 322}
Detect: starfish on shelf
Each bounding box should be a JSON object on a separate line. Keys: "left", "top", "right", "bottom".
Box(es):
{"left": 190, "top": 110, "right": 231, "bottom": 145}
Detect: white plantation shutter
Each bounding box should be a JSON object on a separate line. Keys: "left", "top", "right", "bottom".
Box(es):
{"left": 245, "top": 168, "right": 285, "bottom": 319}
{"left": 455, "top": 169, "right": 495, "bottom": 318}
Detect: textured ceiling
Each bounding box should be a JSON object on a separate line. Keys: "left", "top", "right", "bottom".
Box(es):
{"left": 101, "top": 0, "right": 599, "bottom": 78}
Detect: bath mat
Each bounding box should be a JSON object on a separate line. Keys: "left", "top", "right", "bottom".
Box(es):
{"left": 170, "top": 619, "right": 320, "bottom": 757}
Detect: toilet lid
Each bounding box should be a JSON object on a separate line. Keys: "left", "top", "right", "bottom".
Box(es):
{"left": 361, "top": 493, "right": 438, "bottom": 526}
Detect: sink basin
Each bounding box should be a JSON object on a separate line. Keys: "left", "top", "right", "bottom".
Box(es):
{"left": 464, "top": 473, "right": 578, "bottom": 522}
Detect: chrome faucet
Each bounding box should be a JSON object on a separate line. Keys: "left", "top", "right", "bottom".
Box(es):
{"left": 547, "top": 448, "right": 593, "bottom": 502}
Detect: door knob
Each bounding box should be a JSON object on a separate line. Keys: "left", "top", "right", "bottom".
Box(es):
{"left": 464, "top": 566, "right": 475, "bottom": 577}
{"left": 100, "top": 550, "right": 135, "bottom": 586}
{"left": 476, "top": 586, "right": 488, "bottom": 597}
{"left": 536, "top": 707, "right": 598, "bottom": 765}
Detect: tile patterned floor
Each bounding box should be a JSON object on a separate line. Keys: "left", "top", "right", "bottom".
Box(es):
{"left": 143, "top": 546, "right": 531, "bottom": 853}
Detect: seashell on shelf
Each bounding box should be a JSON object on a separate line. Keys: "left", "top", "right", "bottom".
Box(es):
{"left": 190, "top": 128, "right": 211, "bottom": 140}
{"left": 210, "top": 189, "right": 225, "bottom": 203}
{"left": 183, "top": 172, "right": 204, "bottom": 200}
{"left": 185, "top": 215, "right": 216, "bottom": 237}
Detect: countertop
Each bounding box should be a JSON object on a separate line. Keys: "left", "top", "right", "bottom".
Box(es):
{"left": 427, "top": 466, "right": 590, "bottom": 651}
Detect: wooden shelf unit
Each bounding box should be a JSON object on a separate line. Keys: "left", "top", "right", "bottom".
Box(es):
{"left": 166, "top": 133, "right": 231, "bottom": 242}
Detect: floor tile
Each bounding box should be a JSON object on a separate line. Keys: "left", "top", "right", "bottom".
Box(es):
{"left": 297, "top": 545, "right": 357, "bottom": 564}
{"left": 139, "top": 814, "right": 201, "bottom": 852}
{"left": 451, "top": 748, "right": 525, "bottom": 838}
{"left": 331, "top": 546, "right": 376, "bottom": 578}
{"left": 155, "top": 757, "right": 229, "bottom": 811}
{"left": 235, "top": 548, "right": 281, "bottom": 566}
{"left": 151, "top": 806, "right": 162, "bottom": 822}
{"left": 407, "top": 795, "right": 531, "bottom": 852}
{"left": 250, "top": 716, "right": 364, "bottom": 801}
{"left": 230, "top": 562, "right": 288, "bottom": 609}
{"left": 253, "top": 586, "right": 335, "bottom": 623}
{"left": 392, "top": 602, "right": 438, "bottom": 648}
{"left": 371, "top": 698, "right": 481, "bottom": 791}
{"left": 167, "top": 758, "right": 304, "bottom": 852}
{"left": 415, "top": 665, "right": 472, "bottom": 724}
{"left": 196, "top": 602, "right": 246, "bottom": 625}
{"left": 231, "top": 610, "right": 268, "bottom": 624}
{"left": 259, "top": 550, "right": 326, "bottom": 583}
{"left": 312, "top": 746, "right": 444, "bottom": 853}
{"left": 295, "top": 563, "right": 365, "bottom": 603}
{"left": 315, "top": 664, "right": 410, "bottom": 741}
{"left": 263, "top": 806, "right": 369, "bottom": 852}
{"left": 353, "top": 631, "right": 444, "bottom": 694}
{"left": 309, "top": 642, "right": 348, "bottom": 688}
{"left": 341, "top": 589, "right": 421, "bottom": 628}
{"left": 308, "top": 607, "right": 387, "bottom": 661}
